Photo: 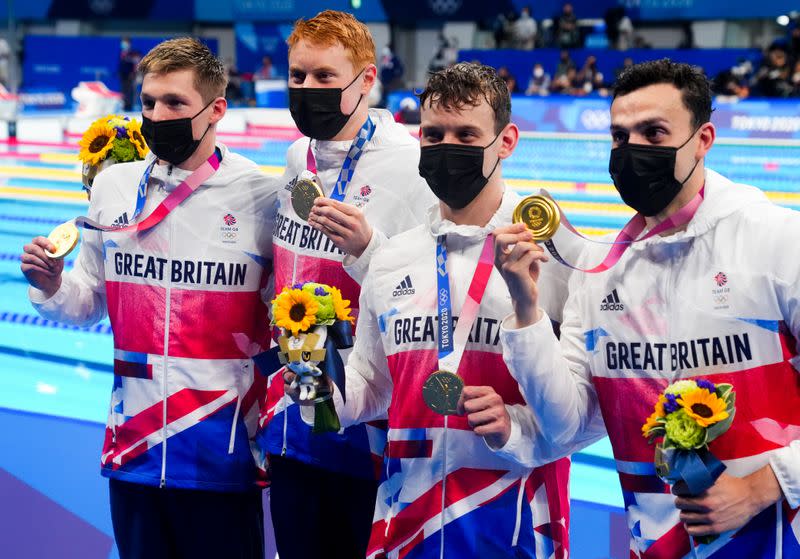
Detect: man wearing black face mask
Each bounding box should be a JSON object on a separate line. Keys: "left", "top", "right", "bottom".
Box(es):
{"left": 260, "top": 10, "right": 435, "bottom": 559}
{"left": 288, "top": 61, "right": 576, "bottom": 558}
{"left": 495, "top": 59, "right": 800, "bottom": 557}
{"left": 21, "top": 38, "right": 279, "bottom": 559}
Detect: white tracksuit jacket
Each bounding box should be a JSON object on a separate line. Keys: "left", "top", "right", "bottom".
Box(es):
{"left": 501, "top": 169, "right": 800, "bottom": 558}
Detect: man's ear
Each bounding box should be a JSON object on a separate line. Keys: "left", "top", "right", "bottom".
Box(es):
{"left": 498, "top": 122, "right": 520, "bottom": 160}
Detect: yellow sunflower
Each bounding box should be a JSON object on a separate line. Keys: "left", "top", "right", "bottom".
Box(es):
{"left": 641, "top": 411, "right": 661, "bottom": 438}
{"left": 329, "top": 286, "right": 354, "bottom": 324}
{"left": 78, "top": 120, "right": 117, "bottom": 165}
{"left": 126, "top": 118, "right": 149, "bottom": 159}
{"left": 654, "top": 394, "right": 667, "bottom": 418}
{"left": 273, "top": 289, "right": 320, "bottom": 336}
{"left": 678, "top": 388, "right": 729, "bottom": 428}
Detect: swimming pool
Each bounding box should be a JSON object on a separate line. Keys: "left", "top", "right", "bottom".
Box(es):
{"left": 2, "top": 129, "right": 799, "bottom": 558}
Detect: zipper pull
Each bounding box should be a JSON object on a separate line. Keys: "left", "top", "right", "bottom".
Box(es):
{"left": 167, "top": 165, "right": 173, "bottom": 176}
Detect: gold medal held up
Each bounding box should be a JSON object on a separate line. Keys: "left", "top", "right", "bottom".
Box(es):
{"left": 291, "top": 177, "right": 324, "bottom": 221}
{"left": 45, "top": 221, "right": 80, "bottom": 259}
{"left": 512, "top": 195, "right": 561, "bottom": 241}
{"left": 422, "top": 370, "right": 464, "bottom": 416}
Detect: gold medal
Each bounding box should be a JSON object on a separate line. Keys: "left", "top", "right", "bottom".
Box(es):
{"left": 512, "top": 195, "right": 561, "bottom": 241}
{"left": 422, "top": 370, "right": 464, "bottom": 416}
{"left": 291, "top": 177, "right": 323, "bottom": 221}
{"left": 45, "top": 221, "right": 80, "bottom": 259}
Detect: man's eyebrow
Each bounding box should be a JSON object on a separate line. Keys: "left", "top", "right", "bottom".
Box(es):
{"left": 141, "top": 92, "right": 191, "bottom": 103}
{"left": 611, "top": 117, "right": 670, "bottom": 131}
{"left": 289, "top": 65, "right": 338, "bottom": 74}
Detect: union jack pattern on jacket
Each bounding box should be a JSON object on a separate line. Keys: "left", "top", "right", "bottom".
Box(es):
{"left": 31, "top": 145, "right": 278, "bottom": 491}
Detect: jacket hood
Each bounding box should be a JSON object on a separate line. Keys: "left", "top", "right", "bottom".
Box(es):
{"left": 632, "top": 168, "right": 772, "bottom": 249}
{"left": 147, "top": 143, "right": 258, "bottom": 191}
{"left": 426, "top": 186, "right": 522, "bottom": 242}
{"left": 310, "top": 108, "right": 417, "bottom": 169}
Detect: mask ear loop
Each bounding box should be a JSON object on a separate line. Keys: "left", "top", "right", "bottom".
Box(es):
{"left": 677, "top": 125, "right": 704, "bottom": 185}
{"left": 342, "top": 67, "right": 368, "bottom": 118}
{"left": 483, "top": 130, "right": 503, "bottom": 180}
{"left": 191, "top": 97, "right": 217, "bottom": 120}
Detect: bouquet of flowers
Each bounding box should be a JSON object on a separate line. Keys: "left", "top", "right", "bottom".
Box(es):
{"left": 271, "top": 282, "right": 355, "bottom": 433}
{"left": 642, "top": 379, "right": 736, "bottom": 541}
{"left": 78, "top": 114, "right": 148, "bottom": 192}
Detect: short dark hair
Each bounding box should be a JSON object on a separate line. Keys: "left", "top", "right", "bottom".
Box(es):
{"left": 612, "top": 58, "right": 712, "bottom": 129}
{"left": 419, "top": 62, "right": 511, "bottom": 134}
{"left": 139, "top": 37, "right": 227, "bottom": 103}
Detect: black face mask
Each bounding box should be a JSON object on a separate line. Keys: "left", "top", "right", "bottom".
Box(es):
{"left": 289, "top": 70, "right": 364, "bottom": 140}
{"left": 609, "top": 130, "right": 701, "bottom": 216}
{"left": 418, "top": 133, "right": 501, "bottom": 210}
{"left": 141, "top": 99, "right": 214, "bottom": 165}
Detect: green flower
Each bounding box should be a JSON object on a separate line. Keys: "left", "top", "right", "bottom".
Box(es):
{"left": 110, "top": 138, "right": 137, "bottom": 162}
{"left": 302, "top": 283, "right": 336, "bottom": 324}
{"left": 665, "top": 409, "right": 706, "bottom": 449}
{"left": 665, "top": 380, "right": 698, "bottom": 397}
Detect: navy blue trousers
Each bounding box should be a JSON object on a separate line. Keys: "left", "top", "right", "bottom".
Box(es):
{"left": 109, "top": 478, "right": 264, "bottom": 559}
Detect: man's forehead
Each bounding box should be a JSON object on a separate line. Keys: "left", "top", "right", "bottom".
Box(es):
{"left": 422, "top": 100, "right": 493, "bottom": 123}
{"left": 610, "top": 84, "right": 690, "bottom": 127}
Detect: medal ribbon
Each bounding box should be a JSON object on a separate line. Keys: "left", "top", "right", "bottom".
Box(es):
{"left": 305, "top": 116, "right": 376, "bottom": 202}
{"left": 436, "top": 234, "right": 495, "bottom": 373}
{"left": 543, "top": 187, "right": 704, "bottom": 273}
{"left": 75, "top": 150, "right": 221, "bottom": 233}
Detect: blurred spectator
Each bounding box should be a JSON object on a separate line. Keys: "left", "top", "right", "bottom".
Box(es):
{"left": 790, "top": 27, "right": 800, "bottom": 62}
{"left": 615, "top": 56, "right": 634, "bottom": 79}
{"left": 379, "top": 43, "right": 404, "bottom": 107}
{"left": 712, "top": 59, "right": 752, "bottom": 101}
{"left": 429, "top": 33, "right": 458, "bottom": 73}
{"left": 118, "top": 37, "right": 141, "bottom": 112}
{"left": 755, "top": 46, "right": 792, "bottom": 97}
{"left": 255, "top": 55, "right": 277, "bottom": 80}
{"left": 678, "top": 22, "right": 695, "bottom": 49}
{"left": 224, "top": 58, "right": 243, "bottom": 104}
{"left": 604, "top": 7, "right": 624, "bottom": 50}
{"left": 394, "top": 96, "right": 420, "bottom": 125}
{"left": 556, "top": 3, "right": 580, "bottom": 49}
{"left": 491, "top": 11, "right": 513, "bottom": 49}
{"left": 592, "top": 72, "right": 610, "bottom": 97}
{"left": 555, "top": 50, "right": 576, "bottom": 79}
{"left": 497, "top": 65, "right": 518, "bottom": 94}
{"left": 576, "top": 55, "right": 599, "bottom": 85}
{"left": 551, "top": 67, "right": 578, "bottom": 94}
{"left": 791, "top": 61, "right": 800, "bottom": 97}
{"left": 513, "top": 6, "right": 537, "bottom": 50}
{"left": 0, "top": 37, "right": 9, "bottom": 89}
{"left": 525, "top": 63, "right": 551, "bottom": 96}
{"left": 633, "top": 35, "right": 653, "bottom": 49}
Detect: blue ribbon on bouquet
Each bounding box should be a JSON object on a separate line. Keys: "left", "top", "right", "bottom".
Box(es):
{"left": 320, "top": 319, "right": 353, "bottom": 403}
{"left": 671, "top": 447, "right": 727, "bottom": 495}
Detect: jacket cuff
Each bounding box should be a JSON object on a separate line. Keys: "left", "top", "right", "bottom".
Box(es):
{"left": 500, "top": 309, "right": 552, "bottom": 341}
{"left": 486, "top": 410, "right": 524, "bottom": 461}
{"left": 28, "top": 280, "right": 69, "bottom": 308}
{"left": 769, "top": 442, "right": 800, "bottom": 509}
{"left": 342, "top": 228, "right": 385, "bottom": 285}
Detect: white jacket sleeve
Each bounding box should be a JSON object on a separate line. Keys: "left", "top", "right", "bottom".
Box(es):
{"left": 491, "top": 401, "right": 593, "bottom": 467}
{"left": 28, "top": 192, "right": 107, "bottom": 327}
{"left": 333, "top": 272, "right": 394, "bottom": 426}
{"left": 499, "top": 278, "right": 607, "bottom": 456}
{"left": 768, "top": 206, "right": 800, "bottom": 508}
{"left": 343, "top": 177, "right": 435, "bottom": 285}
{"left": 342, "top": 227, "right": 387, "bottom": 285}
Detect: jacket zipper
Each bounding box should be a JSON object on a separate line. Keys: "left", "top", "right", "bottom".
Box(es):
{"left": 439, "top": 416, "right": 449, "bottom": 559}
{"left": 160, "top": 202, "right": 173, "bottom": 488}
{"left": 282, "top": 252, "right": 300, "bottom": 456}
